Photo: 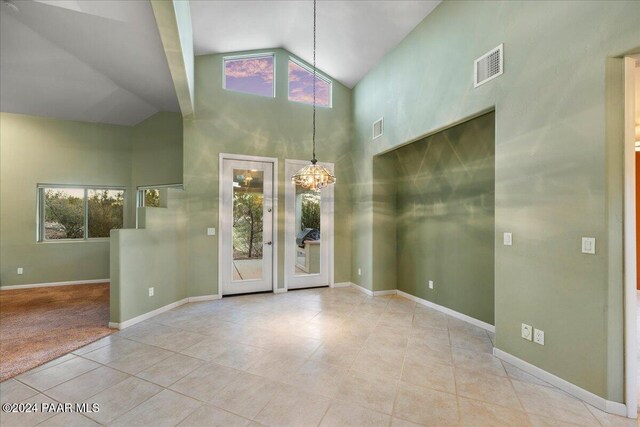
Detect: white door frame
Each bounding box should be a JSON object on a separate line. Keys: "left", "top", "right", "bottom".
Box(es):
{"left": 284, "top": 159, "right": 334, "bottom": 291}
{"left": 218, "top": 153, "right": 279, "bottom": 296}
{"left": 623, "top": 55, "right": 638, "bottom": 418}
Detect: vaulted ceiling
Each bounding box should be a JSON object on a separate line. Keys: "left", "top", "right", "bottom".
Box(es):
{"left": 0, "top": 0, "right": 441, "bottom": 125}
{"left": 0, "top": 0, "right": 179, "bottom": 126}
{"left": 191, "top": 1, "right": 441, "bottom": 88}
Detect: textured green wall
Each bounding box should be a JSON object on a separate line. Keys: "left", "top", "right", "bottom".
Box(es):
{"left": 0, "top": 112, "right": 183, "bottom": 287}
{"left": 110, "top": 189, "right": 188, "bottom": 323}
{"left": 184, "top": 49, "right": 353, "bottom": 297}
{"left": 391, "top": 112, "right": 495, "bottom": 324}
{"left": 0, "top": 113, "right": 132, "bottom": 286}
{"left": 371, "top": 155, "right": 398, "bottom": 292}
{"left": 351, "top": 0, "right": 639, "bottom": 402}
{"left": 132, "top": 112, "right": 183, "bottom": 189}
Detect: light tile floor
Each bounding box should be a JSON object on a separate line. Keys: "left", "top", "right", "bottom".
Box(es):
{"left": 1, "top": 287, "right": 635, "bottom": 427}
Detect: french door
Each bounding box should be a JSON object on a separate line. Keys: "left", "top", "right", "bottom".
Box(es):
{"left": 284, "top": 159, "right": 334, "bottom": 289}
{"left": 220, "top": 158, "right": 274, "bottom": 295}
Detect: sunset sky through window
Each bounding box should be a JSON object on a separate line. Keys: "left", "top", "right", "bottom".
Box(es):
{"left": 224, "top": 55, "right": 274, "bottom": 97}
{"left": 288, "top": 60, "right": 330, "bottom": 107}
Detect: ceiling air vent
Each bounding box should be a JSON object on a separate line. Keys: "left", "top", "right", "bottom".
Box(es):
{"left": 372, "top": 117, "right": 384, "bottom": 140}
{"left": 474, "top": 44, "right": 503, "bottom": 88}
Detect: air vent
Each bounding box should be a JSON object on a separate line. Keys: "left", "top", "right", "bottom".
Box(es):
{"left": 474, "top": 44, "right": 503, "bottom": 87}
{"left": 372, "top": 117, "right": 384, "bottom": 140}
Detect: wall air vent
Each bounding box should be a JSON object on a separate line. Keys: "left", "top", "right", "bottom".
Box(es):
{"left": 474, "top": 44, "right": 503, "bottom": 88}
{"left": 372, "top": 117, "right": 384, "bottom": 140}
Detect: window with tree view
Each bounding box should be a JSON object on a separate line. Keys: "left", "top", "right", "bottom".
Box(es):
{"left": 40, "top": 186, "right": 124, "bottom": 241}
{"left": 142, "top": 189, "right": 160, "bottom": 207}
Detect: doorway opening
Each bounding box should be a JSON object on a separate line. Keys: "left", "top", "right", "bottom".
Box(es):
{"left": 620, "top": 53, "right": 639, "bottom": 418}
{"left": 626, "top": 54, "right": 640, "bottom": 416}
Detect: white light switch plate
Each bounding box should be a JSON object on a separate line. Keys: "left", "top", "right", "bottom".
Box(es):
{"left": 17, "top": 267, "right": 23, "bottom": 275}
{"left": 148, "top": 287, "right": 154, "bottom": 297}
{"left": 581, "top": 237, "right": 595, "bottom": 254}
{"left": 358, "top": 268, "right": 362, "bottom": 276}
{"left": 503, "top": 232, "right": 512, "bottom": 246}
{"left": 207, "top": 228, "right": 216, "bottom": 236}
{"left": 534, "top": 328, "right": 545, "bottom": 345}
{"left": 428, "top": 280, "right": 434, "bottom": 289}
{"left": 521, "top": 323, "right": 532, "bottom": 341}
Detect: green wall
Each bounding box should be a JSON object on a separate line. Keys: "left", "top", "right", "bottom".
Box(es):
{"left": 110, "top": 189, "right": 188, "bottom": 323}
{"left": 0, "top": 112, "right": 183, "bottom": 287}
{"left": 391, "top": 112, "right": 495, "bottom": 325}
{"left": 183, "top": 49, "right": 353, "bottom": 297}
{"left": 132, "top": 112, "right": 184, "bottom": 189}
{"left": 0, "top": 113, "right": 132, "bottom": 286}
{"left": 350, "top": 0, "right": 639, "bottom": 402}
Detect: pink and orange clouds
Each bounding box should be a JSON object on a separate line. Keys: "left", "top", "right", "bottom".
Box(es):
{"left": 288, "top": 61, "right": 330, "bottom": 107}
{"left": 225, "top": 56, "right": 274, "bottom": 97}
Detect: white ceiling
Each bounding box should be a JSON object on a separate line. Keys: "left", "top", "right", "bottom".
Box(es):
{"left": 190, "top": 0, "right": 441, "bottom": 88}
{"left": 0, "top": 0, "right": 179, "bottom": 126}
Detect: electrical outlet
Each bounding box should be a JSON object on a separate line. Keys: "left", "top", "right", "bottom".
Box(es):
{"left": 521, "top": 323, "right": 532, "bottom": 341}
{"left": 428, "top": 280, "right": 434, "bottom": 289}
{"left": 207, "top": 228, "right": 216, "bottom": 236}
{"left": 503, "top": 232, "right": 513, "bottom": 246}
{"left": 358, "top": 268, "right": 361, "bottom": 276}
{"left": 534, "top": 328, "right": 545, "bottom": 345}
{"left": 148, "top": 287, "right": 154, "bottom": 297}
{"left": 17, "top": 267, "right": 23, "bottom": 275}
{"left": 581, "top": 237, "right": 595, "bottom": 254}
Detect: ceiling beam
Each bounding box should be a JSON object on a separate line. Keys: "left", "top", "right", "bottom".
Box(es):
{"left": 150, "top": 0, "right": 194, "bottom": 117}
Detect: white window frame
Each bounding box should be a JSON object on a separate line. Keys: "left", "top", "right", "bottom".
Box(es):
{"left": 37, "top": 184, "right": 126, "bottom": 243}
{"left": 287, "top": 57, "right": 333, "bottom": 108}
{"left": 222, "top": 52, "right": 276, "bottom": 98}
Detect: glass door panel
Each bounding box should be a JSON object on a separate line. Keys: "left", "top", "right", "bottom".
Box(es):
{"left": 294, "top": 186, "right": 321, "bottom": 276}
{"left": 221, "top": 159, "right": 273, "bottom": 296}
{"left": 285, "top": 159, "right": 333, "bottom": 290}
{"left": 232, "top": 169, "right": 265, "bottom": 281}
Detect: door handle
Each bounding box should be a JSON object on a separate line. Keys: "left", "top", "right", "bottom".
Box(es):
{"left": 265, "top": 241, "right": 272, "bottom": 245}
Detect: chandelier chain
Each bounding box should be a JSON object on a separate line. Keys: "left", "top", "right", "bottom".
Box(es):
{"left": 312, "top": 0, "right": 316, "bottom": 163}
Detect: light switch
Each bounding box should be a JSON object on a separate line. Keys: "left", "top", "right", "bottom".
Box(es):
{"left": 581, "top": 237, "right": 595, "bottom": 254}
{"left": 503, "top": 232, "right": 512, "bottom": 246}
{"left": 207, "top": 228, "right": 216, "bottom": 236}
{"left": 17, "top": 267, "right": 23, "bottom": 275}
{"left": 521, "top": 323, "right": 532, "bottom": 341}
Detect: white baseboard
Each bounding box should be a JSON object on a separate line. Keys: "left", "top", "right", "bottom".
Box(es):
{"left": 373, "top": 289, "right": 397, "bottom": 296}
{"left": 396, "top": 289, "right": 495, "bottom": 333}
{"left": 1, "top": 279, "right": 110, "bottom": 290}
{"left": 349, "top": 282, "right": 398, "bottom": 297}
{"left": 109, "top": 297, "right": 190, "bottom": 329}
{"left": 331, "top": 282, "right": 352, "bottom": 288}
{"left": 493, "top": 348, "right": 627, "bottom": 417}
{"left": 188, "top": 294, "right": 221, "bottom": 302}
{"left": 350, "top": 282, "right": 374, "bottom": 296}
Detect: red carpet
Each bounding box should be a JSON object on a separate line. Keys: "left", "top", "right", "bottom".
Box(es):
{"left": 0, "top": 283, "right": 114, "bottom": 381}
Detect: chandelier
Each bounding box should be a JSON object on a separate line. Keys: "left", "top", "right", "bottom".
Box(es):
{"left": 292, "top": 0, "right": 336, "bottom": 191}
